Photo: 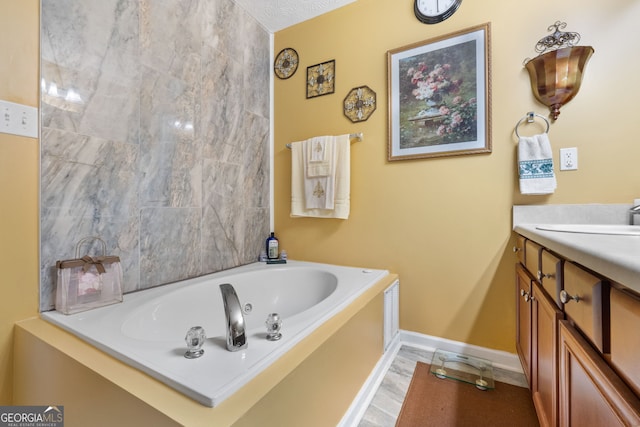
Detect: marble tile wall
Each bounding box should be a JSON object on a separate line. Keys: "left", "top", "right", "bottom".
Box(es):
{"left": 40, "top": 0, "right": 271, "bottom": 311}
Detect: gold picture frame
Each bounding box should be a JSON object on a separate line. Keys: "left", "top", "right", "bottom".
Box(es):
{"left": 387, "top": 23, "right": 492, "bottom": 161}
{"left": 307, "top": 60, "right": 335, "bottom": 98}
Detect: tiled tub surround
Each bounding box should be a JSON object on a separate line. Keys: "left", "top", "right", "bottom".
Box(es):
{"left": 40, "top": 0, "right": 270, "bottom": 310}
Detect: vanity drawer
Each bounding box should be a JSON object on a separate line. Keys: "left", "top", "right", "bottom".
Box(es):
{"left": 525, "top": 240, "right": 542, "bottom": 279}
{"left": 514, "top": 235, "right": 526, "bottom": 264}
{"left": 540, "top": 249, "right": 563, "bottom": 307}
{"left": 610, "top": 287, "right": 640, "bottom": 397}
{"left": 562, "top": 262, "right": 609, "bottom": 352}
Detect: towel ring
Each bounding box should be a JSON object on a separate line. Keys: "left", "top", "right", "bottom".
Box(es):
{"left": 515, "top": 112, "right": 550, "bottom": 138}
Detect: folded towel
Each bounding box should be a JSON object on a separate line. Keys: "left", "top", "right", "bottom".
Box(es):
{"left": 518, "top": 133, "right": 556, "bottom": 195}
{"left": 306, "top": 136, "right": 333, "bottom": 177}
{"left": 291, "top": 134, "right": 350, "bottom": 219}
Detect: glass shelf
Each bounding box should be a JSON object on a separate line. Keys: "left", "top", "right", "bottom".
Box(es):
{"left": 430, "top": 348, "right": 495, "bottom": 390}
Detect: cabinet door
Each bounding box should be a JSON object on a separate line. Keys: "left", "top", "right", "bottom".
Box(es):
{"left": 516, "top": 264, "right": 533, "bottom": 388}
{"left": 610, "top": 286, "right": 640, "bottom": 396}
{"left": 558, "top": 320, "right": 640, "bottom": 427}
{"left": 532, "top": 282, "right": 563, "bottom": 427}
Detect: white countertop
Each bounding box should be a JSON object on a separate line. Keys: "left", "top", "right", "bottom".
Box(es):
{"left": 513, "top": 204, "right": 640, "bottom": 294}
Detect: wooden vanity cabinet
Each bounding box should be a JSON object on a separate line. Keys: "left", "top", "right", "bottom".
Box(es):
{"left": 531, "top": 281, "right": 563, "bottom": 427}
{"left": 515, "top": 235, "right": 640, "bottom": 426}
{"left": 517, "top": 240, "right": 563, "bottom": 427}
{"left": 559, "top": 320, "right": 640, "bottom": 426}
{"left": 516, "top": 263, "right": 534, "bottom": 388}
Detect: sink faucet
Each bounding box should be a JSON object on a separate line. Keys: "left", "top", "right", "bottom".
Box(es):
{"left": 219, "top": 283, "right": 248, "bottom": 351}
{"left": 629, "top": 205, "right": 640, "bottom": 225}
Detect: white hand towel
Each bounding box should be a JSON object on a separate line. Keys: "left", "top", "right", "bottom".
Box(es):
{"left": 291, "top": 134, "right": 350, "bottom": 219}
{"left": 306, "top": 136, "right": 333, "bottom": 177}
{"left": 518, "top": 133, "right": 557, "bottom": 195}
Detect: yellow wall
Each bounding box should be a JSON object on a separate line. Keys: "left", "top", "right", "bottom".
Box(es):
{"left": 3, "top": 0, "right": 640, "bottom": 405}
{"left": 273, "top": 0, "right": 640, "bottom": 352}
{"left": 0, "top": 0, "right": 40, "bottom": 404}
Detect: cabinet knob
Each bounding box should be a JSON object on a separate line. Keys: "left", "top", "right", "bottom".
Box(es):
{"left": 537, "top": 271, "right": 555, "bottom": 280}
{"left": 521, "top": 289, "right": 532, "bottom": 302}
{"left": 560, "top": 290, "right": 580, "bottom": 304}
{"left": 513, "top": 246, "right": 522, "bottom": 253}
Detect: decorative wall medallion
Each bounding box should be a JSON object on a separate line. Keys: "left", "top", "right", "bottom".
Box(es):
{"left": 274, "top": 48, "right": 299, "bottom": 79}
{"left": 343, "top": 86, "right": 377, "bottom": 122}
{"left": 306, "top": 60, "right": 335, "bottom": 98}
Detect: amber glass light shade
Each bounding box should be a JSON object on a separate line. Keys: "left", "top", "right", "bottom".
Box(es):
{"left": 525, "top": 46, "right": 594, "bottom": 120}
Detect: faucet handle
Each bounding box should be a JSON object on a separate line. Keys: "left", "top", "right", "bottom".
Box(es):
{"left": 265, "top": 313, "right": 283, "bottom": 341}
{"left": 184, "top": 326, "right": 206, "bottom": 359}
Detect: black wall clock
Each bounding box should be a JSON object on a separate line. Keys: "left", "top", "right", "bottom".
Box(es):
{"left": 414, "top": 0, "right": 462, "bottom": 24}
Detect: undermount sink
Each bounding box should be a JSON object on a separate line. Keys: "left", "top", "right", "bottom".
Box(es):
{"left": 536, "top": 224, "right": 640, "bottom": 236}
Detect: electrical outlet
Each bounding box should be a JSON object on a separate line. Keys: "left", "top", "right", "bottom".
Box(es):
{"left": 0, "top": 99, "right": 38, "bottom": 138}
{"left": 560, "top": 147, "right": 578, "bottom": 171}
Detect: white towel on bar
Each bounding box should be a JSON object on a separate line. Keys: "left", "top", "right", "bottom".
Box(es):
{"left": 518, "top": 133, "right": 556, "bottom": 195}
{"left": 306, "top": 136, "right": 333, "bottom": 177}
{"left": 290, "top": 134, "right": 350, "bottom": 219}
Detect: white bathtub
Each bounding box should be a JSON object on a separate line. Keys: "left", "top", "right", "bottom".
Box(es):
{"left": 41, "top": 260, "right": 388, "bottom": 407}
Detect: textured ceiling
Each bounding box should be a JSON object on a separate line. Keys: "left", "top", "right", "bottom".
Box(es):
{"left": 232, "top": 0, "right": 357, "bottom": 33}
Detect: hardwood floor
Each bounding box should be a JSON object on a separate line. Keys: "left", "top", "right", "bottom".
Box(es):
{"left": 357, "top": 345, "right": 529, "bottom": 426}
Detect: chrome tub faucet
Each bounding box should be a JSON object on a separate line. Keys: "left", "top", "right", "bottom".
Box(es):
{"left": 219, "top": 283, "right": 248, "bottom": 351}
{"left": 629, "top": 205, "right": 640, "bottom": 225}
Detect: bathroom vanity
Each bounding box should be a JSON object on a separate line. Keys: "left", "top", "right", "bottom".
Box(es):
{"left": 513, "top": 205, "right": 640, "bottom": 426}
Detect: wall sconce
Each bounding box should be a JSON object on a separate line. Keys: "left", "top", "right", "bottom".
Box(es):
{"left": 524, "top": 22, "right": 594, "bottom": 121}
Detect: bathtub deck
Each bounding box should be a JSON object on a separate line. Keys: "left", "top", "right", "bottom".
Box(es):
{"left": 14, "top": 271, "right": 398, "bottom": 427}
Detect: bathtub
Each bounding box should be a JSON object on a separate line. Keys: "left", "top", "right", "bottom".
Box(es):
{"left": 41, "top": 260, "right": 388, "bottom": 407}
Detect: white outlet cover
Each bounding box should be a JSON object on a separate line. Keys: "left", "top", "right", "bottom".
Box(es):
{"left": 560, "top": 147, "right": 578, "bottom": 171}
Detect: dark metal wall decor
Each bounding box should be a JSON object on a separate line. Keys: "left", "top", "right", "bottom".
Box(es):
{"left": 306, "top": 60, "right": 335, "bottom": 98}
{"left": 343, "top": 86, "right": 376, "bottom": 122}
{"left": 274, "top": 48, "right": 299, "bottom": 79}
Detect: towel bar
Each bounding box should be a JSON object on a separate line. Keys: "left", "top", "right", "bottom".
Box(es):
{"left": 515, "top": 112, "right": 549, "bottom": 138}
{"left": 286, "top": 133, "right": 363, "bottom": 149}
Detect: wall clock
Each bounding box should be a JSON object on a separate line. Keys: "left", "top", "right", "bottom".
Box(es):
{"left": 414, "top": 0, "right": 462, "bottom": 24}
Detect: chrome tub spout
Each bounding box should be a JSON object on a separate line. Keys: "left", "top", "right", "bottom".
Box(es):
{"left": 219, "top": 283, "right": 248, "bottom": 351}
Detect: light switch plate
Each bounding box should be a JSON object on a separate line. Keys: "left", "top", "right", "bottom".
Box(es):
{"left": 0, "top": 99, "right": 38, "bottom": 138}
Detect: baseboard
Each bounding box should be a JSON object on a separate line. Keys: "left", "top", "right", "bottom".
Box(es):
{"left": 338, "top": 330, "right": 523, "bottom": 427}
{"left": 398, "top": 330, "right": 523, "bottom": 373}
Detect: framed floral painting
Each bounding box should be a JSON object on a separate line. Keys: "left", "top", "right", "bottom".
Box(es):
{"left": 387, "top": 23, "right": 491, "bottom": 161}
